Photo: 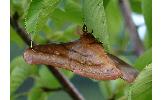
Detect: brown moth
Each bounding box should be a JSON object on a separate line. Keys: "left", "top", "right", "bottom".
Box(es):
{"left": 23, "top": 25, "right": 138, "bottom": 83}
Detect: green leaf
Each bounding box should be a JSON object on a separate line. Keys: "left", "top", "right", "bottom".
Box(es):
{"left": 50, "top": 0, "right": 82, "bottom": 29}
{"left": 142, "top": 0, "right": 152, "bottom": 46}
{"left": 11, "top": 95, "right": 16, "bottom": 100}
{"left": 99, "top": 79, "right": 127, "bottom": 99}
{"left": 129, "top": 64, "right": 152, "bottom": 100}
{"left": 130, "top": 0, "right": 142, "bottom": 14}
{"left": 142, "top": 0, "right": 152, "bottom": 33}
{"left": 36, "top": 66, "right": 74, "bottom": 89}
{"left": 36, "top": 66, "right": 61, "bottom": 89}
{"left": 144, "top": 31, "right": 152, "bottom": 49}
{"left": 11, "top": 56, "right": 37, "bottom": 95}
{"left": 25, "top": 0, "right": 60, "bottom": 38}
{"left": 28, "top": 87, "right": 47, "bottom": 100}
{"left": 134, "top": 48, "right": 152, "bottom": 70}
{"left": 10, "top": 26, "right": 24, "bottom": 47}
{"left": 103, "top": 0, "right": 110, "bottom": 8}
{"left": 99, "top": 81, "right": 110, "bottom": 98}
{"left": 104, "top": 0, "right": 126, "bottom": 52}
{"left": 83, "top": 0, "right": 110, "bottom": 52}
{"left": 46, "top": 25, "right": 79, "bottom": 42}
{"left": 10, "top": 0, "right": 31, "bottom": 16}
{"left": 105, "top": 0, "right": 123, "bottom": 35}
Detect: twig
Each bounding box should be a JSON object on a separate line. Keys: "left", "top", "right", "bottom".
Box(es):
{"left": 10, "top": 13, "right": 84, "bottom": 100}
{"left": 118, "top": 0, "right": 144, "bottom": 56}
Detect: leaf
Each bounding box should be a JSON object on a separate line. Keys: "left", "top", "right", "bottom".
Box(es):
{"left": 104, "top": 0, "right": 126, "bottom": 52}
{"left": 36, "top": 66, "right": 61, "bottom": 89}
{"left": 50, "top": 0, "right": 82, "bottom": 29}
{"left": 10, "top": 26, "right": 24, "bottom": 47}
{"left": 142, "top": 0, "right": 152, "bottom": 33}
{"left": 25, "top": 0, "right": 60, "bottom": 38}
{"left": 142, "top": 0, "right": 152, "bottom": 46}
{"left": 144, "top": 31, "right": 152, "bottom": 49}
{"left": 134, "top": 48, "right": 152, "bottom": 70}
{"left": 129, "top": 64, "right": 152, "bottom": 100}
{"left": 130, "top": 0, "right": 142, "bottom": 14}
{"left": 46, "top": 25, "right": 79, "bottom": 43}
{"left": 36, "top": 65, "right": 75, "bottom": 89}
{"left": 99, "top": 80, "right": 127, "bottom": 99}
{"left": 103, "top": 0, "right": 110, "bottom": 8}
{"left": 10, "top": 56, "right": 37, "bottom": 95}
{"left": 28, "top": 87, "right": 47, "bottom": 100}
{"left": 83, "top": 0, "right": 110, "bottom": 52}
{"left": 99, "top": 81, "right": 110, "bottom": 98}
{"left": 10, "top": 0, "right": 31, "bottom": 16}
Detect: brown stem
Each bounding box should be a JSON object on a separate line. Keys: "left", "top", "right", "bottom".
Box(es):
{"left": 118, "top": 0, "right": 144, "bottom": 56}
{"left": 10, "top": 13, "right": 84, "bottom": 100}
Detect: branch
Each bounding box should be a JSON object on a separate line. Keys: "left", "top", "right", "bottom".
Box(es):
{"left": 118, "top": 0, "right": 144, "bottom": 56}
{"left": 10, "top": 13, "right": 84, "bottom": 100}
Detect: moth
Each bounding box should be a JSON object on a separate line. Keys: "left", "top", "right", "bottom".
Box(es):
{"left": 24, "top": 25, "right": 138, "bottom": 83}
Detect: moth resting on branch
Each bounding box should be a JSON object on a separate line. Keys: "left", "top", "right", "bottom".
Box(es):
{"left": 23, "top": 25, "right": 138, "bottom": 83}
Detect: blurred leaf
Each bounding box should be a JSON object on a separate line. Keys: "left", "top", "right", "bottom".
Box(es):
{"left": 28, "top": 87, "right": 47, "bottom": 100}
{"left": 11, "top": 94, "right": 17, "bottom": 100}
{"left": 50, "top": 0, "right": 82, "bottom": 29}
{"left": 134, "top": 48, "right": 152, "bottom": 70}
{"left": 99, "top": 79, "right": 127, "bottom": 99}
{"left": 103, "top": 0, "right": 110, "bottom": 8}
{"left": 32, "top": 32, "right": 48, "bottom": 44}
{"left": 11, "top": 56, "right": 37, "bottom": 95}
{"left": 142, "top": 0, "right": 152, "bottom": 47}
{"left": 105, "top": 0, "right": 127, "bottom": 53}
{"left": 36, "top": 65, "right": 74, "bottom": 89}
{"left": 36, "top": 66, "right": 61, "bottom": 89}
{"left": 105, "top": 0, "right": 123, "bottom": 34}
{"left": 10, "top": 26, "right": 24, "bottom": 47}
{"left": 10, "top": 0, "right": 31, "bottom": 16}
{"left": 25, "top": 0, "right": 60, "bottom": 39}
{"left": 83, "top": 0, "right": 110, "bottom": 52}
{"left": 129, "top": 64, "right": 152, "bottom": 100}
{"left": 144, "top": 31, "right": 152, "bottom": 49}
{"left": 46, "top": 25, "right": 79, "bottom": 42}
{"left": 142, "top": 0, "right": 152, "bottom": 33}
{"left": 130, "top": 0, "right": 142, "bottom": 14}
{"left": 99, "top": 81, "right": 110, "bottom": 98}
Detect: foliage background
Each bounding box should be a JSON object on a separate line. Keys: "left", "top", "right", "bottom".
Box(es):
{"left": 10, "top": 0, "right": 152, "bottom": 100}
